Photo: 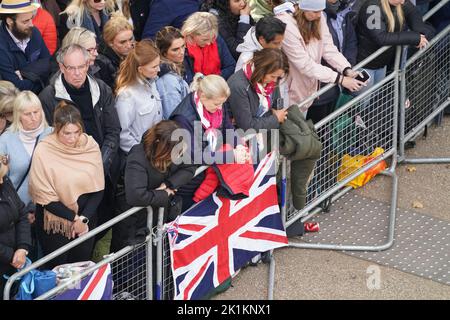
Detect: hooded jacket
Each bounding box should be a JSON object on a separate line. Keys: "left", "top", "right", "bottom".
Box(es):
{"left": 279, "top": 105, "right": 322, "bottom": 210}
{"left": 235, "top": 27, "right": 263, "bottom": 72}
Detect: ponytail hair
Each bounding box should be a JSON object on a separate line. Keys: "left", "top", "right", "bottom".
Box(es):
{"left": 380, "top": 0, "right": 404, "bottom": 33}
{"left": 189, "top": 74, "right": 230, "bottom": 99}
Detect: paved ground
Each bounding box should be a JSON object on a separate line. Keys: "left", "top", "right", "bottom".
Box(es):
{"left": 214, "top": 116, "right": 450, "bottom": 300}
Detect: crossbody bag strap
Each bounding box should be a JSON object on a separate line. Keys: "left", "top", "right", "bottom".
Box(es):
{"left": 15, "top": 134, "right": 41, "bottom": 192}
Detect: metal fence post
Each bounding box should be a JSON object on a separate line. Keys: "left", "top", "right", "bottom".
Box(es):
{"left": 146, "top": 206, "right": 153, "bottom": 300}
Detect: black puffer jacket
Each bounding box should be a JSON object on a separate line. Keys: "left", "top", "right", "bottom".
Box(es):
{"left": 0, "top": 176, "right": 31, "bottom": 274}
{"left": 356, "top": 0, "right": 435, "bottom": 69}
{"left": 96, "top": 44, "right": 122, "bottom": 90}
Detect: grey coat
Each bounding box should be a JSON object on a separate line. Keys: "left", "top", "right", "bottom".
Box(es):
{"left": 226, "top": 69, "right": 280, "bottom": 131}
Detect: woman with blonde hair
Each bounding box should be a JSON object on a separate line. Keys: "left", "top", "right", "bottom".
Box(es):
{"left": 276, "top": 0, "right": 364, "bottom": 120}
{"left": 0, "top": 81, "right": 19, "bottom": 135}
{"left": 29, "top": 101, "right": 104, "bottom": 269}
{"left": 155, "top": 26, "right": 189, "bottom": 119}
{"left": 97, "top": 12, "right": 135, "bottom": 89}
{"left": 115, "top": 39, "right": 162, "bottom": 154}
{"left": 0, "top": 91, "right": 52, "bottom": 221}
{"left": 181, "top": 12, "right": 236, "bottom": 84}
{"left": 356, "top": 0, "right": 434, "bottom": 93}
{"left": 61, "top": 27, "right": 99, "bottom": 67}
{"left": 59, "top": 0, "right": 115, "bottom": 43}
{"left": 170, "top": 74, "right": 249, "bottom": 210}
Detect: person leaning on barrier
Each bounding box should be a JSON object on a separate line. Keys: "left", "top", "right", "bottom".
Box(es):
{"left": 356, "top": 0, "right": 435, "bottom": 94}
{"left": 170, "top": 74, "right": 250, "bottom": 212}
{"left": 28, "top": 102, "right": 105, "bottom": 269}
{"left": 111, "top": 120, "right": 196, "bottom": 252}
{"left": 0, "top": 155, "right": 32, "bottom": 300}
{"left": 276, "top": 0, "right": 366, "bottom": 117}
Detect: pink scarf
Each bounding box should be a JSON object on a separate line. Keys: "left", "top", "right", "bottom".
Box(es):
{"left": 194, "top": 92, "right": 223, "bottom": 150}
{"left": 243, "top": 62, "right": 276, "bottom": 116}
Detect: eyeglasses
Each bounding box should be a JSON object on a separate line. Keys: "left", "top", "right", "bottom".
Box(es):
{"left": 86, "top": 45, "right": 99, "bottom": 54}
{"left": 63, "top": 63, "right": 89, "bottom": 73}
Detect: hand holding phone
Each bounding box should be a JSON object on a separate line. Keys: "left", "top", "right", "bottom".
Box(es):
{"left": 355, "top": 69, "right": 371, "bottom": 83}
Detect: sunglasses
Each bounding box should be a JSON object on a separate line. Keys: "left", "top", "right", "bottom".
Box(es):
{"left": 93, "top": 0, "right": 105, "bottom": 3}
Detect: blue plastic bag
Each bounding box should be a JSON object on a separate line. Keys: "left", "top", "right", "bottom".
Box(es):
{"left": 15, "top": 258, "right": 57, "bottom": 300}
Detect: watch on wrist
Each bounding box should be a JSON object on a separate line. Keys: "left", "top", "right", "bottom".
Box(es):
{"left": 80, "top": 216, "right": 89, "bottom": 224}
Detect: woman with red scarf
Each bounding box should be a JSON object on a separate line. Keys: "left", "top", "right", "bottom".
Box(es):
{"left": 181, "top": 12, "right": 236, "bottom": 85}
{"left": 227, "top": 48, "right": 289, "bottom": 133}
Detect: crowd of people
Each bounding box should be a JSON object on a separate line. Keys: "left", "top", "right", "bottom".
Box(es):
{"left": 0, "top": 0, "right": 448, "bottom": 299}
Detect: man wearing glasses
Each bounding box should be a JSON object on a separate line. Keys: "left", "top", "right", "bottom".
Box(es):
{"left": 0, "top": 0, "right": 51, "bottom": 93}
{"left": 38, "top": 44, "right": 121, "bottom": 240}
{"left": 38, "top": 44, "right": 120, "bottom": 179}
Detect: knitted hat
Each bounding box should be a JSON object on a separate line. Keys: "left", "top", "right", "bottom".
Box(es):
{"left": 0, "top": 0, "right": 40, "bottom": 14}
{"left": 298, "top": 0, "right": 326, "bottom": 11}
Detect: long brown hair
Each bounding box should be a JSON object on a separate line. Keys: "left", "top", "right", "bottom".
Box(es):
{"left": 250, "top": 48, "right": 289, "bottom": 85}
{"left": 293, "top": 9, "right": 321, "bottom": 45}
{"left": 155, "top": 26, "right": 185, "bottom": 76}
{"left": 115, "top": 39, "right": 160, "bottom": 94}
{"left": 143, "top": 120, "right": 182, "bottom": 172}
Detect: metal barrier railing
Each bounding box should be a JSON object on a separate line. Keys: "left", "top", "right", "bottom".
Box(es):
{"left": 4, "top": 0, "right": 449, "bottom": 301}
{"left": 399, "top": 23, "right": 450, "bottom": 163}
{"left": 3, "top": 206, "right": 154, "bottom": 300}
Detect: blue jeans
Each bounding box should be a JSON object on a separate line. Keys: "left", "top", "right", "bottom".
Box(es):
{"left": 357, "top": 66, "right": 387, "bottom": 97}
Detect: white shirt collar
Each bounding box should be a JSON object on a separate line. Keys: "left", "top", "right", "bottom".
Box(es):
{"left": 6, "top": 26, "right": 31, "bottom": 52}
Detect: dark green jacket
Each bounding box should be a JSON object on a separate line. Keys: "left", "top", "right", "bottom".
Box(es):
{"left": 279, "top": 105, "right": 322, "bottom": 210}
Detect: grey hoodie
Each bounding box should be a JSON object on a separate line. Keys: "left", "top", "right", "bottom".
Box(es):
{"left": 235, "top": 27, "right": 263, "bottom": 72}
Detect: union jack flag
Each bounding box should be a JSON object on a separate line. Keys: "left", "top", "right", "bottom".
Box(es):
{"left": 166, "top": 152, "right": 288, "bottom": 300}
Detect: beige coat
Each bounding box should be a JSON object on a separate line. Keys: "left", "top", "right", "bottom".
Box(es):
{"left": 277, "top": 12, "right": 351, "bottom": 112}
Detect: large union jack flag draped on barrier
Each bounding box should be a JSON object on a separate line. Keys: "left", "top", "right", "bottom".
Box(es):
{"left": 166, "top": 152, "right": 288, "bottom": 300}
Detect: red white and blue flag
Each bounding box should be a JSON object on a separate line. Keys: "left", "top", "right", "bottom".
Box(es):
{"left": 166, "top": 152, "right": 288, "bottom": 300}
{"left": 53, "top": 264, "right": 113, "bottom": 300}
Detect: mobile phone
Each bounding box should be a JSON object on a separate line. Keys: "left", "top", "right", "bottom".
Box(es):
{"left": 355, "top": 69, "right": 371, "bottom": 82}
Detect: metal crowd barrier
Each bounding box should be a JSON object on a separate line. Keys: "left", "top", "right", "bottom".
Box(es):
{"left": 399, "top": 24, "right": 450, "bottom": 163}
{"left": 3, "top": 206, "right": 155, "bottom": 300}
{"left": 5, "top": 0, "right": 449, "bottom": 301}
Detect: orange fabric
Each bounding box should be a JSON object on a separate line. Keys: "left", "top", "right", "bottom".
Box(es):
{"left": 33, "top": 8, "right": 57, "bottom": 55}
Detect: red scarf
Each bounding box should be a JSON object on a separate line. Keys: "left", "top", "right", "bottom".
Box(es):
{"left": 187, "top": 40, "right": 222, "bottom": 76}
{"left": 243, "top": 62, "right": 276, "bottom": 115}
